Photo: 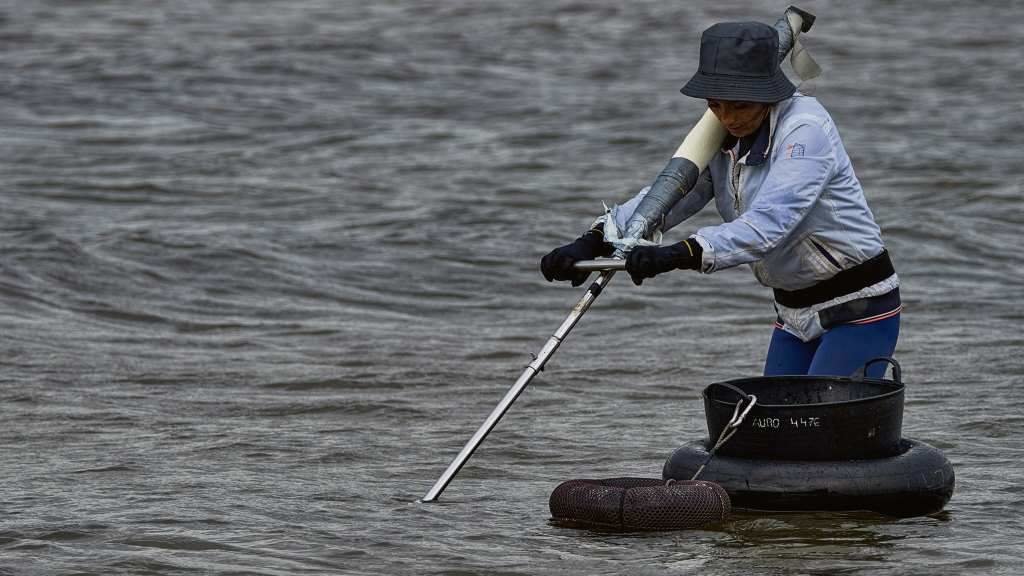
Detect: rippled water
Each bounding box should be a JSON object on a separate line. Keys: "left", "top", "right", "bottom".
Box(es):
{"left": 1, "top": 1, "right": 1022, "bottom": 574}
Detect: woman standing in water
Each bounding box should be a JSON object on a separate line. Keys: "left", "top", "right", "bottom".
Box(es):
{"left": 541, "top": 21, "right": 900, "bottom": 378}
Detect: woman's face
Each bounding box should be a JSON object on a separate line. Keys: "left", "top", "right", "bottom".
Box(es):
{"left": 707, "top": 99, "right": 770, "bottom": 138}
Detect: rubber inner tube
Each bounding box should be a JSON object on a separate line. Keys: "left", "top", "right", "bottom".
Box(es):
{"left": 663, "top": 438, "right": 954, "bottom": 517}
{"left": 549, "top": 477, "right": 730, "bottom": 531}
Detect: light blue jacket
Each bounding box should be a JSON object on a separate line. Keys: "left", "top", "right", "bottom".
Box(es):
{"left": 612, "top": 94, "right": 887, "bottom": 293}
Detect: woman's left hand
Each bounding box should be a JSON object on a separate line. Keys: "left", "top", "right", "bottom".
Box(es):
{"left": 625, "top": 239, "right": 702, "bottom": 286}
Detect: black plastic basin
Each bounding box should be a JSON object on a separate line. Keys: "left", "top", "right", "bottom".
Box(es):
{"left": 703, "top": 368, "right": 904, "bottom": 461}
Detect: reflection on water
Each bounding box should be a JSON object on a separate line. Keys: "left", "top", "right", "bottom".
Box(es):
{"left": 728, "top": 512, "right": 911, "bottom": 547}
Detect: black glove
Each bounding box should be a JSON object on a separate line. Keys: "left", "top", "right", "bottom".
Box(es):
{"left": 625, "top": 238, "right": 702, "bottom": 286}
{"left": 540, "top": 224, "right": 615, "bottom": 287}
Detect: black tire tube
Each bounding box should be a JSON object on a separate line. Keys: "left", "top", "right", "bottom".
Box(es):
{"left": 662, "top": 437, "right": 954, "bottom": 517}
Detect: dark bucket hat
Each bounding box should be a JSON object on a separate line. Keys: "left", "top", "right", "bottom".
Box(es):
{"left": 680, "top": 21, "right": 796, "bottom": 103}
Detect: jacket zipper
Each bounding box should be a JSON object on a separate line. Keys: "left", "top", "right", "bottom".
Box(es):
{"left": 730, "top": 152, "right": 743, "bottom": 213}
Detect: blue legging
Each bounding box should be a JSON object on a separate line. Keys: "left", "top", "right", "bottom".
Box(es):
{"left": 763, "top": 314, "right": 900, "bottom": 378}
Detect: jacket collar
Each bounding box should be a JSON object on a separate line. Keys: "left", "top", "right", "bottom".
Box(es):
{"left": 720, "top": 112, "right": 772, "bottom": 166}
{"left": 719, "top": 96, "right": 799, "bottom": 166}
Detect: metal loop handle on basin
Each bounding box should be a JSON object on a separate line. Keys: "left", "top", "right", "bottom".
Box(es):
{"left": 851, "top": 357, "right": 902, "bottom": 383}
{"left": 705, "top": 381, "right": 754, "bottom": 402}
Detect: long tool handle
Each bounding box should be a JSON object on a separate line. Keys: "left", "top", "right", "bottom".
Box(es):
{"left": 421, "top": 270, "right": 616, "bottom": 502}
{"left": 574, "top": 259, "right": 626, "bottom": 272}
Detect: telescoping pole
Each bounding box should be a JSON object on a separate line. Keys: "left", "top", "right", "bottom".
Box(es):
{"left": 421, "top": 270, "right": 616, "bottom": 502}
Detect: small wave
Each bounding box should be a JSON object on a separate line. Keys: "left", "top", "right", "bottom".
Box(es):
{"left": 115, "top": 534, "right": 238, "bottom": 552}
{"left": 71, "top": 464, "right": 142, "bottom": 474}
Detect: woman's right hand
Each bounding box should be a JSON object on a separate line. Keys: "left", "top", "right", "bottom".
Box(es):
{"left": 540, "top": 224, "right": 613, "bottom": 287}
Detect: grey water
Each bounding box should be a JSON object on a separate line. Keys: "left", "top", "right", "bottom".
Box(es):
{"left": 1, "top": 0, "right": 1022, "bottom": 574}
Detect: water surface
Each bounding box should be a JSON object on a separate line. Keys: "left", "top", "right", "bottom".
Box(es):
{"left": 1, "top": 1, "right": 1022, "bottom": 574}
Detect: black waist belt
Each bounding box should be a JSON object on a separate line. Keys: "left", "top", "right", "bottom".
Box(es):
{"left": 773, "top": 250, "right": 895, "bottom": 309}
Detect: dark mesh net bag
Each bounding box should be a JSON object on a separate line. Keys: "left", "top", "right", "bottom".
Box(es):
{"left": 549, "top": 477, "right": 730, "bottom": 530}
